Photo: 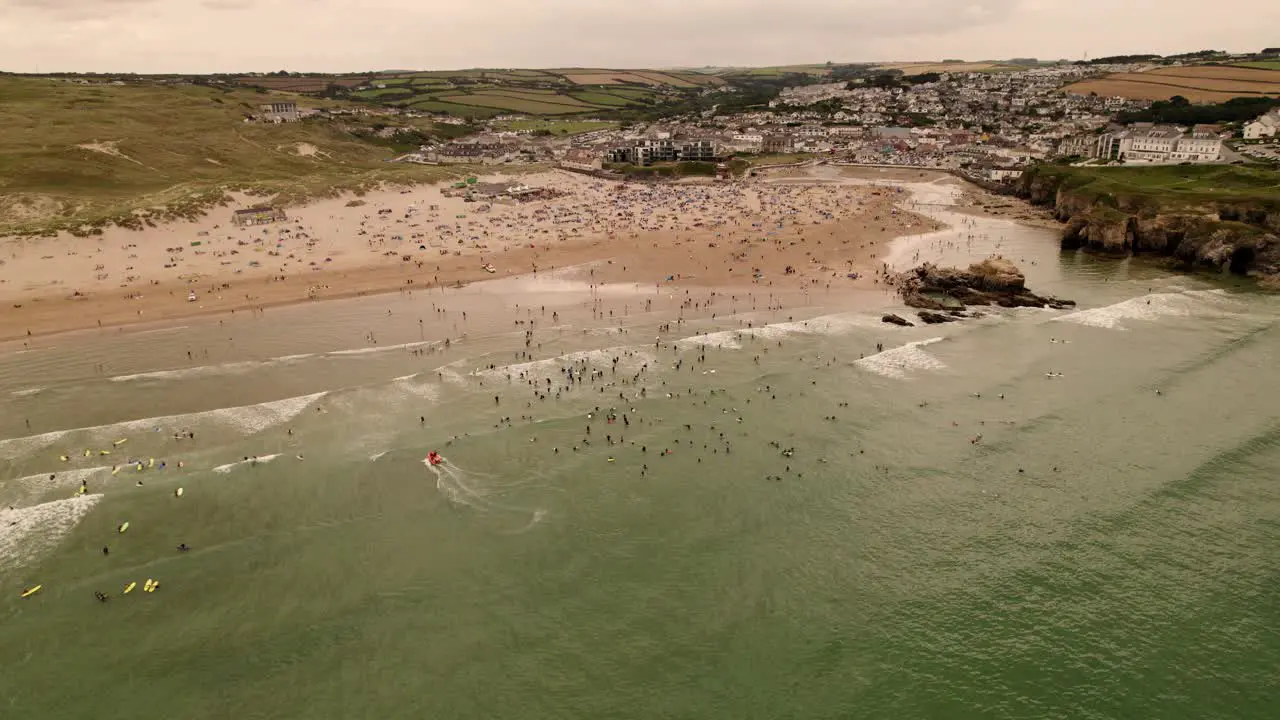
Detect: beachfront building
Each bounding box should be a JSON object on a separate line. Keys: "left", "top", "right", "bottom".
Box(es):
{"left": 232, "top": 206, "right": 287, "bottom": 226}
{"left": 560, "top": 148, "right": 603, "bottom": 172}
{"left": 1094, "top": 123, "right": 1223, "bottom": 163}
{"left": 679, "top": 139, "right": 717, "bottom": 162}
{"left": 604, "top": 138, "right": 717, "bottom": 166}
{"left": 258, "top": 102, "right": 299, "bottom": 123}
{"left": 762, "top": 133, "right": 794, "bottom": 154}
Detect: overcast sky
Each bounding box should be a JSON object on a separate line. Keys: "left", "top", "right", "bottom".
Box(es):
{"left": 2, "top": 0, "right": 1277, "bottom": 73}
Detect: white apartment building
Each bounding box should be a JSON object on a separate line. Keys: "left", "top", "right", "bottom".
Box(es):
{"left": 1243, "top": 110, "right": 1279, "bottom": 139}
{"left": 1095, "top": 123, "right": 1222, "bottom": 164}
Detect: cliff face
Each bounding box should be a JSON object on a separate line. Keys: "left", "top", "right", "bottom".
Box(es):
{"left": 1017, "top": 168, "right": 1280, "bottom": 284}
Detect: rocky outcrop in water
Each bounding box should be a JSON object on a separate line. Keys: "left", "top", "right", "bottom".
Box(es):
{"left": 881, "top": 313, "right": 914, "bottom": 327}
{"left": 896, "top": 257, "right": 1075, "bottom": 315}
{"left": 1017, "top": 166, "right": 1280, "bottom": 284}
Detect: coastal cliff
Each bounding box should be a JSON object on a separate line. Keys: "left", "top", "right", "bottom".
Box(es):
{"left": 1016, "top": 165, "right": 1280, "bottom": 284}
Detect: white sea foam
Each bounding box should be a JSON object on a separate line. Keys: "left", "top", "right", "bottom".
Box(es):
{"left": 0, "top": 392, "right": 326, "bottom": 460}
{"left": 212, "top": 453, "right": 282, "bottom": 474}
{"left": 854, "top": 337, "right": 947, "bottom": 379}
{"left": 471, "top": 346, "right": 655, "bottom": 383}
{"left": 675, "top": 312, "right": 883, "bottom": 351}
{"left": 11, "top": 388, "right": 42, "bottom": 397}
{"left": 395, "top": 378, "right": 441, "bottom": 401}
{"left": 0, "top": 494, "right": 102, "bottom": 574}
{"left": 369, "top": 451, "right": 388, "bottom": 462}
{"left": 1, "top": 466, "right": 113, "bottom": 505}
{"left": 109, "top": 353, "right": 319, "bottom": 383}
{"left": 1053, "top": 290, "right": 1234, "bottom": 330}
{"left": 329, "top": 340, "right": 438, "bottom": 357}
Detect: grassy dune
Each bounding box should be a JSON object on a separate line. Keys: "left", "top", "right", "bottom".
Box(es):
{"left": 0, "top": 77, "right": 452, "bottom": 235}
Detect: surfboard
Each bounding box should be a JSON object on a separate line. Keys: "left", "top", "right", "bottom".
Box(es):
{"left": 117, "top": 522, "right": 130, "bottom": 533}
{"left": 20, "top": 585, "right": 42, "bottom": 598}
{"left": 123, "top": 582, "right": 137, "bottom": 594}
{"left": 113, "top": 439, "right": 128, "bottom": 446}
{"left": 145, "top": 581, "right": 159, "bottom": 593}
{"left": 175, "top": 488, "right": 184, "bottom": 498}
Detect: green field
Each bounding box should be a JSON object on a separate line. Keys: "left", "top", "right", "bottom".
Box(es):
{"left": 0, "top": 77, "right": 455, "bottom": 235}
{"left": 439, "top": 93, "right": 591, "bottom": 114}
{"left": 1028, "top": 164, "right": 1280, "bottom": 207}
{"left": 1235, "top": 60, "right": 1280, "bottom": 71}
{"left": 406, "top": 99, "right": 502, "bottom": 118}
{"left": 351, "top": 87, "right": 416, "bottom": 99}
{"left": 493, "top": 119, "right": 619, "bottom": 135}
{"left": 231, "top": 68, "right": 718, "bottom": 117}
{"left": 567, "top": 91, "right": 648, "bottom": 107}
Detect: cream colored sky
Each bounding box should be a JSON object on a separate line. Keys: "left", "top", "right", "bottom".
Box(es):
{"left": 1, "top": 0, "right": 1277, "bottom": 73}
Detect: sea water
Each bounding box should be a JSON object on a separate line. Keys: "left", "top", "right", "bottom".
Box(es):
{"left": 1, "top": 178, "right": 1278, "bottom": 719}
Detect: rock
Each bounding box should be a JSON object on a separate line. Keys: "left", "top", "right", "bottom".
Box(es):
{"left": 917, "top": 311, "right": 958, "bottom": 324}
{"left": 895, "top": 257, "right": 1074, "bottom": 320}
{"left": 881, "top": 313, "right": 913, "bottom": 327}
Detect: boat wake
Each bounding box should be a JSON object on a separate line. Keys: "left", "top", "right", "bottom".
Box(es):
{"left": 423, "top": 456, "right": 546, "bottom": 532}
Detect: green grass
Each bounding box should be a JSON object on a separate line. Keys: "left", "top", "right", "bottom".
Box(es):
{"left": 351, "top": 87, "right": 416, "bottom": 99}
{"left": 405, "top": 100, "right": 502, "bottom": 118}
{"left": 1029, "top": 164, "right": 1280, "bottom": 209}
{"left": 0, "top": 77, "right": 456, "bottom": 235}
{"left": 1234, "top": 60, "right": 1280, "bottom": 71}
{"left": 567, "top": 91, "right": 646, "bottom": 107}
{"left": 438, "top": 93, "right": 594, "bottom": 114}
{"left": 492, "top": 119, "right": 619, "bottom": 135}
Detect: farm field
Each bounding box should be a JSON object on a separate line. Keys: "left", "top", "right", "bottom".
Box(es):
{"left": 1235, "top": 60, "right": 1280, "bottom": 71}
{"left": 875, "top": 62, "right": 1016, "bottom": 74}
{"left": 1065, "top": 65, "right": 1280, "bottom": 103}
{"left": 492, "top": 119, "right": 619, "bottom": 135}
{"left": 234, "top": 67, "right": 716, "bottom": 117}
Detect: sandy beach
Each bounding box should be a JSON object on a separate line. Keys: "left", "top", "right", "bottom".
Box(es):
{"left": 0, "top": 167, "right": 944, "bottom": 341}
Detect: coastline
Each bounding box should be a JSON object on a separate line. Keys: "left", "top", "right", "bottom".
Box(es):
{"left": 0, "top": 165, "right": 1026, "bottom": 344}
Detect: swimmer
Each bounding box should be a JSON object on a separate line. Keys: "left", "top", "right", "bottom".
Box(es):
{"left": 177, "top": 543, "right": 191, "bottom": 552}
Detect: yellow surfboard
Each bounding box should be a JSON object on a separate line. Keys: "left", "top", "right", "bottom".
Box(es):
{"left": 117, "top": 522, "right": 129, "bottom": 534}
{"left": 146, "top": 581, "right": 159, "bottom": 593}
{"left": 112, "top": 466, "right": 120, "bottom": 476}
{"left": 175, "top": 488, "right": 184, "bottom": 498}
{"left": 123, "top": 582, "right": 137, "bottom": 594}
{"left": 20, "top": 585, "right": 42, "bottom": 598}
{"left": 113, "top": 439, "right": 128, "bottom": 446}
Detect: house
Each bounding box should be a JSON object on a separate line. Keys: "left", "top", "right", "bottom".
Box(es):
{"left": 1243, "top": 110, "right": 1279, "bottom": 139}
{"left": 985, "top": 168, "right": 1024, "bottom": 182}
{"left": 258, "top": 102, "right": 299, "bottom": 123}
{"left": 232, "top": 206, "right": 286, "bottom": 226}
{"left": 762, "top": 133, "right": 794, "bottom": 153}
{"left": 561, "top": 148, "right": 603, "bottom": 171}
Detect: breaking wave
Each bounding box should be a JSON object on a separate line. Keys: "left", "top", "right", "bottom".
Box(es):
{"left": 212, "top": 453, "right": 283, "bottom": 474}
{"left": 0, "top": 494, "right": 103, "bottom": 574}
{"left": 1053, "top": 289, "right": 1234, "bottom": 330}
{"left": 854, "top": 337, "right": 947, "bottom": 379}
{"left": 0, "top": 392, "right": 326, "bottom": 460}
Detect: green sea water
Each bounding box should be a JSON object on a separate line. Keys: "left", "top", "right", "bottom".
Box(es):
{"left": 2, "top": 178, "right": 1278, "bottom": 719}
